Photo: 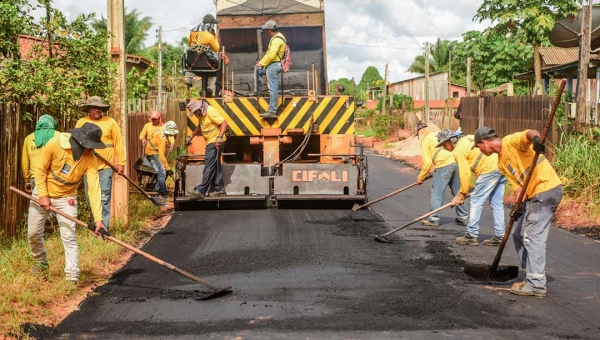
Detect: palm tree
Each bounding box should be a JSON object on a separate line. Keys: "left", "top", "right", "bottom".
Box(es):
{"left": 407, "top": 38, "right": 458, "bottom": 74}
{"left": 92, "top": 8, "right": 153, "bottom": 55}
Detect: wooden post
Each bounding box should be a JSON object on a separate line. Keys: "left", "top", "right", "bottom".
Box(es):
{"left": 157, "top": 26, "right": 163, "bottom": 112}
{"left": 478, "top": 95, "right": 485, "bottom": 129}
{"left": 107, "top": 0, "right": 129, "bottom": 224}
{"left": 448, "top": 50, "right": 452, "bottom": 99}
{"left": 466, "top": 57, "right": 471, "bottom": 97}
{"left": 577, "top": 3, "right": 592, "bottom": 129}
{"left": 382, "top": 63, "right": 388, "bottom": 114}
{"left": 424, "top": 42, "right": 430, "bottom": 122}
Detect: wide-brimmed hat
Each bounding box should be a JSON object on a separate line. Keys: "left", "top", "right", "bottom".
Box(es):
{"left": 436, "top": 129, "right": 463, "bottom": 148}
{"left": 163, "top": 121, "right": 179, "bottom": 136}
{"left": 78, "top": 96, "right": 110, "bottom": 112}
{"left": 70, "top": 123, "right": 106, "bottom": 150}
{"left": 203, "top": 14, "right": 218, "bottom": 24}
{"left": 471, "top": 126, "right": 497, "bottom": 149}
{"left": 186, "top": 99, "right": 205, "bottom": 114}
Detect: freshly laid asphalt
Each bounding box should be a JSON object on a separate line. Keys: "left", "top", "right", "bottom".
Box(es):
{"left": 47, "top": 151, "right": 600, "bottom": 339}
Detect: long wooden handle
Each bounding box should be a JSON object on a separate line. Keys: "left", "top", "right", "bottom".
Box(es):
{"left": 10, "top": 186, "right": 219, "bottom": 291}
{"left": 489, "top": 79, "right": 566, "bottom": 280}
{"left": 92, "top": 151, "right": 152, "bottom": 199}
{"left": 357, "top": 175, "right": 432, "bottom": 210}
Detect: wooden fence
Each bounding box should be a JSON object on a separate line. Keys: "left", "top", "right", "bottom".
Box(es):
{"left": 458, "top": 95, "right": 557, "bottom": 146}
{"left": 0, "top": 97, "right": 186, "bottom": 239}
{"left": 402, "top": 107, "right": 460, "bottom": 132}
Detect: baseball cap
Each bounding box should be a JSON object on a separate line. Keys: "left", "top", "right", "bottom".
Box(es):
{"left": 472, "top": 126, "right": 497, "bottom": 149}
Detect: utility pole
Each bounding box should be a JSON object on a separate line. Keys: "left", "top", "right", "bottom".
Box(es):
{"left": 467, "top": 57, "right": 471, "bottom": 97}
{"left": 157, "top": 25, "right": 163, "bottom": 112}
{"left": 577, "top": 2, "right": 592, "bottom": 129}
{"left": 424, "top": 42, "right": 430, "bottom": 122}
{"left": 448, "top": 50, "right": 452, "bottom": 99}
{"left": 107, "top": 0, "right": 129, "bottom": 223}
{"left": 382, "top": 63, "right": 388, "bottom": 114}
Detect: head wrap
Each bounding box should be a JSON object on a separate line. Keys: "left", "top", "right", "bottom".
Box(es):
{"left": 34, "top": 114, "right": 58, "bottom": 147}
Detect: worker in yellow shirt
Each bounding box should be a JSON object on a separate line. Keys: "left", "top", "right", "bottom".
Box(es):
{"left": 185, "top": 99, "right": 228, "bottom": 198}
{"left": 473, "top": 126, "right": 563, "bottom": 298}
{"left": 76, "top": 96, "right": 126, "bottom": 232}
{"left": 140, "top": 111, "right": 171, "bottom": 198}
{"left": 188, "top": 13, "right": 221, "bottom": 97}
{"left": 29, "top": 123, "right": 107, "bottom": 283}
{"left": 22, "top": 114, "right": 60, "bottom": 193}
{"left": 254, "top": 20, "right": 286, "bottom": 118}
{"left": 437, "top": 131, "right": 507, "bottom": 246}
{"left": 163, "top": 120, "right": 179, "bottom": 153}
{"left": 416, "top": 124, "right": 468, "bottom": 227}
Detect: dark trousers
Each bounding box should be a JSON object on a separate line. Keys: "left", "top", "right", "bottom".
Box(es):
{"left": 195, "top": 142, "right": 224, "bottom": 194}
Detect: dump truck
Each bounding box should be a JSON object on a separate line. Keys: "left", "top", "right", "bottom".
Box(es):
{"left": 175, "top": 0, "right": 367, "bottom": 209}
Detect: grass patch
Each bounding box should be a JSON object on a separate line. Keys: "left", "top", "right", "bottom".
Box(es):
{"left": 0, "top": 194, "right": 164, "bottom": 338}
{"left": 355, "top": 127, "right": 375, "bottom": 138}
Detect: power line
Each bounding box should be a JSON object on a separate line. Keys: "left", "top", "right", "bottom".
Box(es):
{"left": 328, "top": 41, "right": 422, "bottom": 50}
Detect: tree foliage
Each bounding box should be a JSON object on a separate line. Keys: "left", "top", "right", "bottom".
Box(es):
{"left": 407, "top": 38, "right": 458, "bottom": 75}
{"left": 358, "top": 66, "right": 383, "bottom": 91}
{"left": 328, "top": 78, "right": 355, "bottom": 95}
{"left": 0, "top": 0, "right": 34, "bottom": 59}
{"left": 127, "top": 66, "right": 157, "bottom": 99}
{"left": 453, "top": 30, "right": 532, "bottom": 94}
{"left": 92, "top": 8, "right": 153, "bottom": 55}
{"left": 0, "top": 1, "right": 115, "bottom": 119}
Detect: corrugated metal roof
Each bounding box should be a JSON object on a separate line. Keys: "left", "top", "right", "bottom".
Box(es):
{"left": 539, "top": 47, "right": 579, "bottom": 66}
{"left": 217, "top": 0, "right": 323, "bottom": 16}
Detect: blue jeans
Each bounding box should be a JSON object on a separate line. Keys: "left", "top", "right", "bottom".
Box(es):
{"left": 255, "top": 62, "right": 282, "bottom": 114}
{"left": 83, "top": 168, "right": 113, "bottom": 231}
{"left": 146, "top": 154, "right": 167, "bottom": 195}
{"left": 428, "top": 163, "right": 468, "bottom": 222}
{"left": 467, "top": 170, "right": 506, "bottom": 237}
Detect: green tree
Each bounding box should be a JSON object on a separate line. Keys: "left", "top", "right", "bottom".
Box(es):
{"left": 0, "top": 1, "right": 115, "bottom": 118}
{"left": 0, "top": 0, "right": 35, "bottom": 59}
{"left": 357, "top": 66, "right": 383, "bottom": 100}
{"left": 92, "top": 8, "right": 153, "bottom": 55}
{"left": 453, "top": 30, "right": 532, "bottom": 94}
{"left": 328, "top": 78, "right": 355, "bottom": 95}
{"left": 407, "top": 38, "right": 458, "bottom": 74}
{"left": 474, "top": 0, "right": 579, "bottom": 94}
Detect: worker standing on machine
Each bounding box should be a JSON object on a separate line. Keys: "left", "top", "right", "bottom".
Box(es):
{"left": 255, "top": 20, "right": 286, "bottom": 119}
{"left": 188, "top": 14, "right": 221, "bottom": 97}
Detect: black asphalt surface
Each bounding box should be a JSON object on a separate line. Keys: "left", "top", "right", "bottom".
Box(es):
{"left": 46, "top": 151, "right": 600, "bottom": 339}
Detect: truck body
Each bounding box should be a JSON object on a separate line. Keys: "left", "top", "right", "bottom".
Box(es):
{"left": 175, "top": 0, "right": 367, "bottom": 209}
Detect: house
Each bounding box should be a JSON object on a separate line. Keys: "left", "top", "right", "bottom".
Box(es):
{"left": 389, "top": 73, "right": 473, "bottom": 101}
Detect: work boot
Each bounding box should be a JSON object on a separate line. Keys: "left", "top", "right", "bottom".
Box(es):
{"left": 454, "top": 217, "right": 469, "bottom": 226}
{"left": 483, "top": 235, "right": 502, "bottom": 246}
{"left": 209, "top": 188, "right": 226, "bottom": 197}
{"left": 421, "top": 219, "right": 439, "bottom": 227}
{"left": 511, "top": 280, "right": 526, "bottom": 290}
{"left": 188, "top": 188, "right": 206, "bottom": 199}
{"left": 260, "top": 111, "right": 277, "bottom": 119}
{"left": 510, "top": 282, "right": 546, "bottom": 297}
{"left": 160, "top": 191, "right": 170, "bottom": 199}
{"left": 31, "top": 261, "right": 49, "bottom": 279}
{"left": 455, "top": 233, "right": 479, "bottom": 246}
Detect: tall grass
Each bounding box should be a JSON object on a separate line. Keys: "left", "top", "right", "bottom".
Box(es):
{"left": 553, "top": 133, "right": 600, "bottom": 215}
{"left": 0, "top": 195, "right": 161, "bottom": 337}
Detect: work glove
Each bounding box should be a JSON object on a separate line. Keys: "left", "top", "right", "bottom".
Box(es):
{"left": 185, "top": 136, "right": 193, "bottom": 146}
{"left": 450, "top": 192, "right": 466, "bottom": 207}
{"left": 511, "top": 205, "right": 525, "bottom": 220}
{"left": 25, "top": 182, "right": 32, "bottom": 193}
{"left": 166, "top": 169, "right": 174, "bottom": 177}
{"left": 532, "top": 136, "right": 546, "bottom": 154}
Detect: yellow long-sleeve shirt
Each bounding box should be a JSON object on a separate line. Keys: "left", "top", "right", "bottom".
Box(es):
{"left": 21, "top": 131, "right": 60, "bottom": 181}
{"left": 34, "top": 133, "right": 103, "bottom": 222}
{"left": 190, "top": 30, "right": 220, "bottom": 52}
{"left": 258, "top": 32, "right": 286, "bottom": 67}
{"left": 139, "top": 123, "right": 170, "bottom": 170}
{"left": 452, "top": 135, "right": 499, "bottom": 194}
{"left": 75, "top": 116, "right": 126, "bottom": 169}
{"left": 498, "top": 130, "right": 562, "bottom": 198}
{"left": 418, "top": 131, "right": 455, "bottom": 181}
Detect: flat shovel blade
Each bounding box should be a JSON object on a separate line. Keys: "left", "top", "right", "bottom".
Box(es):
{"left": 464, "top": 263, "right": 519, "bottom": 282}
{"left": 195, "top": 286, "right": 232, "bottom": 300}
{"left": 351, "top": 203, "right": 360, "bottom": 211}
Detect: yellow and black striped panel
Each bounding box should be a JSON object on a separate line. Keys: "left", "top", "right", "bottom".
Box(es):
{"left": 185, "top": 96, "right": 355, "bottom": 136}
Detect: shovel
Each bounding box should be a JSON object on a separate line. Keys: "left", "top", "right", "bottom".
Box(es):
{"left": 373, "top": 197, "right": 467, "bottom": 243}
{"left": 93, "top": 151, "right": 166, "bottom": 207}
{"left": 463, "top": 79, "right": 566, "bottom": 283}
{"left": 352, "top": 175, "right": 432, "bottom": 211}
{"left": 10, "top": 186, "right": 231, "bottom": 300}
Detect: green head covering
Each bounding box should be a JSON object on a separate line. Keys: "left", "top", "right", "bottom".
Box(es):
{"left": 34, "top": 114, "right": 57, "bottom": 147}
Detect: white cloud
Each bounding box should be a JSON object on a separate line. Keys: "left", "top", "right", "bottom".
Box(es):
{"left": 33, "top": 0, "right": 489, "bottom": 83}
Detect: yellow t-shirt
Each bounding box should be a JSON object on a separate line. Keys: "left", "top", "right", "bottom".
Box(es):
{"left": 200, "top": 106, "right": 226, "bottom": 145}
{"left": 34, "top": 133, "right": 103, "bottom": 222}
{"left": 453, "top": 135, "right": 498, "bottom": 194}
{"left": 75, "top": 116, "right": 126, "bottom": 169}
{"left": 21, "top": 131, "right": 60, "bottom": 180}
{"left": 139, "top": 123, "right": 170, "bottom": 170}
{"left": 418, "top": 131, "right": 455, "bottom": 181}
{"left": 258, "top": 32, "right": 286, "bottom": 67}
{"left": 190, "top": 30, "right": 220, "bottom": 52}
{"left": 498, "top": 130, "right": 561, "bottom": 198}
